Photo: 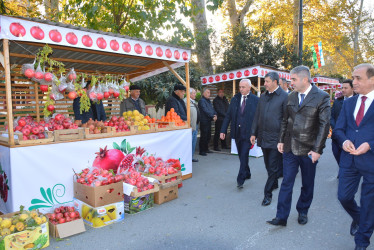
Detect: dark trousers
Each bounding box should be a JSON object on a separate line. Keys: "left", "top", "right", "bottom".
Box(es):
{"left": 276, "top": 151, "right": 317, "bottom": 220}
{"left": 278, "top": 154, "right": 284, "bottom": 178}
{"left": 262, "top": 148, "right": 281, "bottom": 198}
{"left": 332, "top": 138, "right": 342, "bottom": 165}
{"left": 213, "top": 119, "right": 227, "bottom": 149}
{"left": 235, "top": 137, "right": 252, "bottom": 185}
{"left": 338, "top": 164, "right": 374, "bottom": 248}
{"left": 199, "top": 120, "right": 211, "bottom": 153}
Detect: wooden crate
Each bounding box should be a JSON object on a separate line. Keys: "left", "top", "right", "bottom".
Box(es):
{"left": 150, "top": 171, "right": 182, "bottom": 188}
{"left": 84, "top": 126, "right": 113, "bottom": 139}
{"left": 0, "top": 131, "right": 55, "bottom": 145}
{"left": 111, "top": 125, "right": 136, "bottom": 137}
{"left": 155, "top": 122, "right": 174, "bottom": 132}
{"left": 54, "top": 128, "right": 84, "bottom": 142}
{"left": 136, "top": 123, "right": 157, "bottom": 134}
{"left": 130, "top": 183, "right": 160, "bottom": 197}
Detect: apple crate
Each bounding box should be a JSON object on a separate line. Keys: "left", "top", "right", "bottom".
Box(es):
{"left": 54, "top": 128, "right": 84, "bottom": 142}
{"left": 150, "top": 171, "right": 182, "bottom": 189}
{"left": 111, "top": 125, "right": 136, "bottom": 136}
{"left": 154, "top": 185, "right": 179, "bottom": 205}
{"left": 84, "top": 126, "right": 113, "bottom": 139}
{"left": 6, "top": 131, "right": 54, "bottom": 145}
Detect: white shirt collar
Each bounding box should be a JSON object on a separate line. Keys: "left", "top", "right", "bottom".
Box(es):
{"left": 268, "top": 86, "right": 279, "bottom": 94}
{"left": 299, "top": 84, "right": 312, "bottom": 97}
{"left": 131, "top": 97, "right": 139, "bottom": 101}
{"left": 359, "top": 89, "right": 374, "bottom": 100}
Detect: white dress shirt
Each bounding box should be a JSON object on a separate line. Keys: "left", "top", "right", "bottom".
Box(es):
{"left": 353, "top": 90, "right": 374, "bottom": 119}
{"left": 298, "top": 84, "right": 312, "bottom": 104}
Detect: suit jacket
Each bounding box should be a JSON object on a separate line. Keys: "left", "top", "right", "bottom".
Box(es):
{"left": 330, "top": 97, "right": 344, "bottom": 129}
{"left": 221, "top": 92, "right": 259, "bottom": 141}
{"left": 333, "top": 95, "right": 374, "bottom": 174}
{"left": 165, "top": 92, "right": 187, "bottom": 120}
{"left": 251, "top": 87, "right": 288, "bottom": 149}
{"left": 213, "top": 96, "right": 229, "bottom": 121}
{"left": 120, "top": 97, "right": 146, "bottom": 116}
{"left": 198, "top": 96, "right": 217, "bottom": 122}
{"left": 279, "top": 85, "right": 331, "bottom": 156}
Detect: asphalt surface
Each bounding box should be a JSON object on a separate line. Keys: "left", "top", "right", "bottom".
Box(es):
{"left": 50, "top": 139, "right": 373, "bottom": 250}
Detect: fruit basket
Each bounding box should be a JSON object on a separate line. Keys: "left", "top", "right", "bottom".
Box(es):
{"left": 54, "top": 128, "right": 85, "bottom": 142}
{"left": 0, "top": 131, "right": 54, "bottom": 145}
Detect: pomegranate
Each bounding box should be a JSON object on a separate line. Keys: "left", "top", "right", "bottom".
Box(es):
{"left": 92, "top": 146, "right": 125, "bottom": 172}
{"left": 24, "top": 68, "right": 35, "bottom": 78}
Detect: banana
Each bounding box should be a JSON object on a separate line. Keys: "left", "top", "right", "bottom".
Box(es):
{"left": 81, "top": 204, "right": 90, "bottom": 219}
{"left": 92, "top": 217, "right": 105, "bottom": 227}
{"left": 105, "top": 205, "right": 117, "bottom": 220}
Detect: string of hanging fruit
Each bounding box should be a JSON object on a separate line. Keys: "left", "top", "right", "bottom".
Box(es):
{"left": 21, "top": 45, "right": 130, "bottom": 118}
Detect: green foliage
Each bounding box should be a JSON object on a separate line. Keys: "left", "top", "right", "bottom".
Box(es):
{"left": 36, "top": 45, "right": 65, "bottom": 74}
{"left": 218, "top": 24, "right": 313, "bottom": 72}
{"left": 136, "top": 63, "right": 202, "bottom": 110}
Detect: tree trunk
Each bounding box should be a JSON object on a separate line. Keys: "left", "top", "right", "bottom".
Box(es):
{"left": 227, "top": 0, "right": 254, "bottom": 34}
{"left": 292, "top": 0, "right": 299, "bottom": 55}
{"left": 44, "top": 0, "right": 59, "bottom": 21}
{"left": 191, "top": 0, "right": 213, "bottom": 75}
{"left": 353, "top": 0, "right": 364, "bottom": 65}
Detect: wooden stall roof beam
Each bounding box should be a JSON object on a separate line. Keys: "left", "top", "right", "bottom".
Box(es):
{"left": 257, "top": 76, "right": 261, "bottom": 97}
{"left": 233, "top": 80, "right": 236, "bottom": 97}
{"left": 10, "top": 53, "right": 146, "bottom": 69}
{"left": 34, "top": 82, "right": 40, "bottom": 122}
{"left": 162, "top": 61, "right": 186, "bottom": 86}
{"left": 0, "top": 52, "right": 4, "bottom": 68}
{"left": 16, "top": 41, "right": 158, "bottom": 62}
{"left": 128, "top": 60, "right": 174, "bottom": 80}
{"left": 185, "top": 63, "right": 191, "bottom": 128}
{"left": 3, "top": 39, "right": 15, "bottom": 145}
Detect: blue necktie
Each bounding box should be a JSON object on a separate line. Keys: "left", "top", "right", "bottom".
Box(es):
{"left": 299, "top": 94, "right": 305, "bottom": 107}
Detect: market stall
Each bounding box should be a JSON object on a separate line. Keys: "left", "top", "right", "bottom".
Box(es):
{"left": 0, "top": 15, "right": 192, "bottom": 213}
{"left": 311, "top": 76, "right": 341, "bottom": 97}
{"left": 200, "top": 64, "right": 291, "bottom": 97}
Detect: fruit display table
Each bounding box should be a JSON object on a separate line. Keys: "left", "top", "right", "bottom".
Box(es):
{"left": 0, "top": 128, "right": 192, "bottom": 213}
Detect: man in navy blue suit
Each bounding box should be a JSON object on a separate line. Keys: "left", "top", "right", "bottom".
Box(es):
{"left": 267, "top": 65, "right": 331, "bottom": 227}
{"left": 334, "top": 63, "right": 374, "bottom": 250}
{"left": 331, "top": 79, "right": 354, "bottom": 167}
{"left": 220, "top": 79, "right": 259, "bottom": 189}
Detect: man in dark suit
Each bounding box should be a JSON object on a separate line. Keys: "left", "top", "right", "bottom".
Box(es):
{"left": 220, "top": 79, "right": 259, "bottom": 189}
{"left": 267, "top": 65, "right": 330, "bottom": 226}
{"left": 213, "top": 89, "right": 229, "bottom": 151}
{"left": 331, "top": 79, "right": 354, "bottom": 166}
{"left": 250, "top": 72, "right": 288, "bottom": 206}
{"left": 334, "top": 63, "right": 374, "bottom": 250}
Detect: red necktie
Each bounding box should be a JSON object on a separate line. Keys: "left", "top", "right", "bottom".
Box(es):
{"left": 356, "top": 96, "right": 367, "bottom": 126}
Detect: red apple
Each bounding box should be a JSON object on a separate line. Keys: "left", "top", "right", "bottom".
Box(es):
{"left": 103, "top": 92, "right": 110, "bottom": 99}
{"left": 24, "top": 68, "right": 34, "bottom": 79}
{"left": 110, "top": 40, "right": 119, "bottom": 51}
{"left": 134, "top": 44, "right": 142, "bottom": 54}
{"left": 47, "top": 105, "right": 55, "bottom": 111}
{"left": 82, "top": 35, "right": 93, "bottom": 47}
{"left": 10, "top": 22, "right": 26, "bottom": 37}
{"left": 68, "top": 91, "right": 77, "bottom": 100}
{"left": 96, "top": 37, "right": 107, "bottom": 49}
{"left": 18, "top": 119, "right": 26, "bottom": 127}
{"left": 40, "top": 85, "right": 48, "bottom": 92}
{"left": 31, "top": 127, "right": 39, "bottom": 135}
{"left": 44, "top": 72, "right": 53, "bottom": 82}
{"left": 34, "top": 71, "right": 44, "bottom": 80}
{"left": 30, "top": 26, "right": 44, "bottom": 40}
{"left": 68, "top": 73, "right": 76, "bottom": 81}
{"left": 182, "top": 51, "right": 188, "bottom": 60}
{"left": 66, "top": 32, "right": 78, "bottom": 45}
{"left": 145, "top": 45, "right": 153, "bottom": 56}
{"left": 165, "top": 49, "right": 172, "bottom": 58}
{"left": 156, "top": 47, "right": 163, "bottom": 57}
{"left": 89, "top": 92, "right": 97, "bottom": 99}
{"left": 38, "top": 133, "right": 45, "bottom": 139}
{"left": 122, "top": 42, "right": 131, "bottom": 52}
{"left": 113, "top": 92, "right": 120, "bottom": 98}
{"left": 97, "top": 93, "right": 104, "bottom": 100}
{"left": 174, "top": 50, "right": 180, "bottom": 60}
{"left": 49, "top": 29, "right": 62, "bottom": 43}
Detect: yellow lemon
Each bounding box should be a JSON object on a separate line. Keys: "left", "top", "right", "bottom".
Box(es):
{"left": 30, "top": 211, "right": 38, "bottom": 219}
{"left": 1, "top": 219, "right": 12, "bottom": 229}
{"left": 1, "top": 228, "right": 10, "bottom": 236}
{"left": 133, "top": 110, "right": 140, "bottom": 116}
{"left": 19, "top": 213, "right": 29, "bottom": 222}
{"left": 15, "top": 222, "right": 24, "bottom": 232}
{"left": 34, "top": 217, "right": 42, "bottom": 225}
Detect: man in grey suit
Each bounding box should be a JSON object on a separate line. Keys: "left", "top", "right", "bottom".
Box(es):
{"left": 120, "top": 85, "right": 146, "bottom": 116}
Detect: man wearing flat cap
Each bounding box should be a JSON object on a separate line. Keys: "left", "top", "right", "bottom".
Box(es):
{"left": 165, "top": 84, "right": 187, "bottom": 120}
{"left": 120, "top": 84, "right": 146, "bottom": 116}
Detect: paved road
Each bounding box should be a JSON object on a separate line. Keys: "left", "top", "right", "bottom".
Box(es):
{"left": 50, "top": 139, "right": 373, "bottom": 250}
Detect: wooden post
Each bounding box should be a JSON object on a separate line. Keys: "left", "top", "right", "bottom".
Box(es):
{"left": 34, "top": 82, "right": 40, "bottom": 122}
{"left": 3, "top": 39, "right": 15, "bottom": 145}
{"left": 257, "top": 77, "right": 261, "bottom": 97}
{"left": 185, "top": 63, "right": 191, "bottom": 127}
{"left": 232, "top": 80, "right": 236, "bottom": 97}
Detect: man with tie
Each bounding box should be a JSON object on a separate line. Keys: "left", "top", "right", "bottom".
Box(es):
{"left": 220, "top": 79, "right": 259, "bottom": 189}
{"left": 267, "top": 65, "right": 331, "bottom": 226}
{"left": 334, "top": 63, "right": 374, "bottom": 250}
{"left": 330, "top": 79, "right": 354, "bottom": 167}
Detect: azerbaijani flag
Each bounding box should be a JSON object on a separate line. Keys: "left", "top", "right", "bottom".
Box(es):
{"left": 311, "top": 42, "right": 325, "bottom": 69}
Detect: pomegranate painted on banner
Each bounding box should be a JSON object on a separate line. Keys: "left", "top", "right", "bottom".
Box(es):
{"left": 82, "top": 35, "right": 93, "bottom": 47}
{"left": 222, "top": 74, "right": 227, "bottom": 80}
{"left": 215, "top": 75, "right": 220, "bottom": 81}
{"left": 122, "top": 42, "right": 131, "bottom": 52}
{"left": 10, "top": 22, "right": 26, "bottom": 37}
{"left": 156, "top": 47, "right": 163, "bottom": 57}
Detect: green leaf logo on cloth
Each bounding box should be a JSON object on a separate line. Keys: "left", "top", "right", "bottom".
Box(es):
{"left": 29, "top": 184, "right": 72, "bottom": 211}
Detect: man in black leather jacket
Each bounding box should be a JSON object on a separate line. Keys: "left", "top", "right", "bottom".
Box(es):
{"left": 267, "top": 65, "right": 331, "bottom": 227}
{"left": 198, "top": 88, "right": 217, "bottom": 156}
{"left": 213, "top": 89, "right": 229, "bottom": 151}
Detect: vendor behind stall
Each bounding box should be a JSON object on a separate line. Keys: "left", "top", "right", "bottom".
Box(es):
{"left": 73, "top": 81, "right": 106, "bottom": 124}
{"left": 165, "top": 84, "right": 187, "bottom": 121}
{"left": 120, "top": 85, "right": 146, "bottom": 116}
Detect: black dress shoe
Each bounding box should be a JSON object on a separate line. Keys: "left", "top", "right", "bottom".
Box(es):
{"left": 351, "top": 220, "right": 359, "bottom": 236}
{"left": 199, "top": 152, "right": 207, "bottom": 156}
{"left": 192, "top": 158, "right": 199, "bottom": 162}
{"left": 262, "top": 197, "right": 272, "bottom": 206}
{"left": 245, "top": 175, "right": 251, "bottom": 180}
{"left": 237, "top": 183, "right": 243, "bottom": 189}
{"left": 354, "top": 246, "right": 366, "bottom": 250}
{"left": 298, "top": 213, "right": 308, "bottom": 225}
{"left": 272, "top": 183, "right": 279, "bottom": 191}
{"left": 213, "top": 148, "right": 221, "bottom": 151}
{"left": 267, "top": 217, "right": 287, "bottom": 226}
{"left": 206, "top": 150, "right": 213, "bottom": 153}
